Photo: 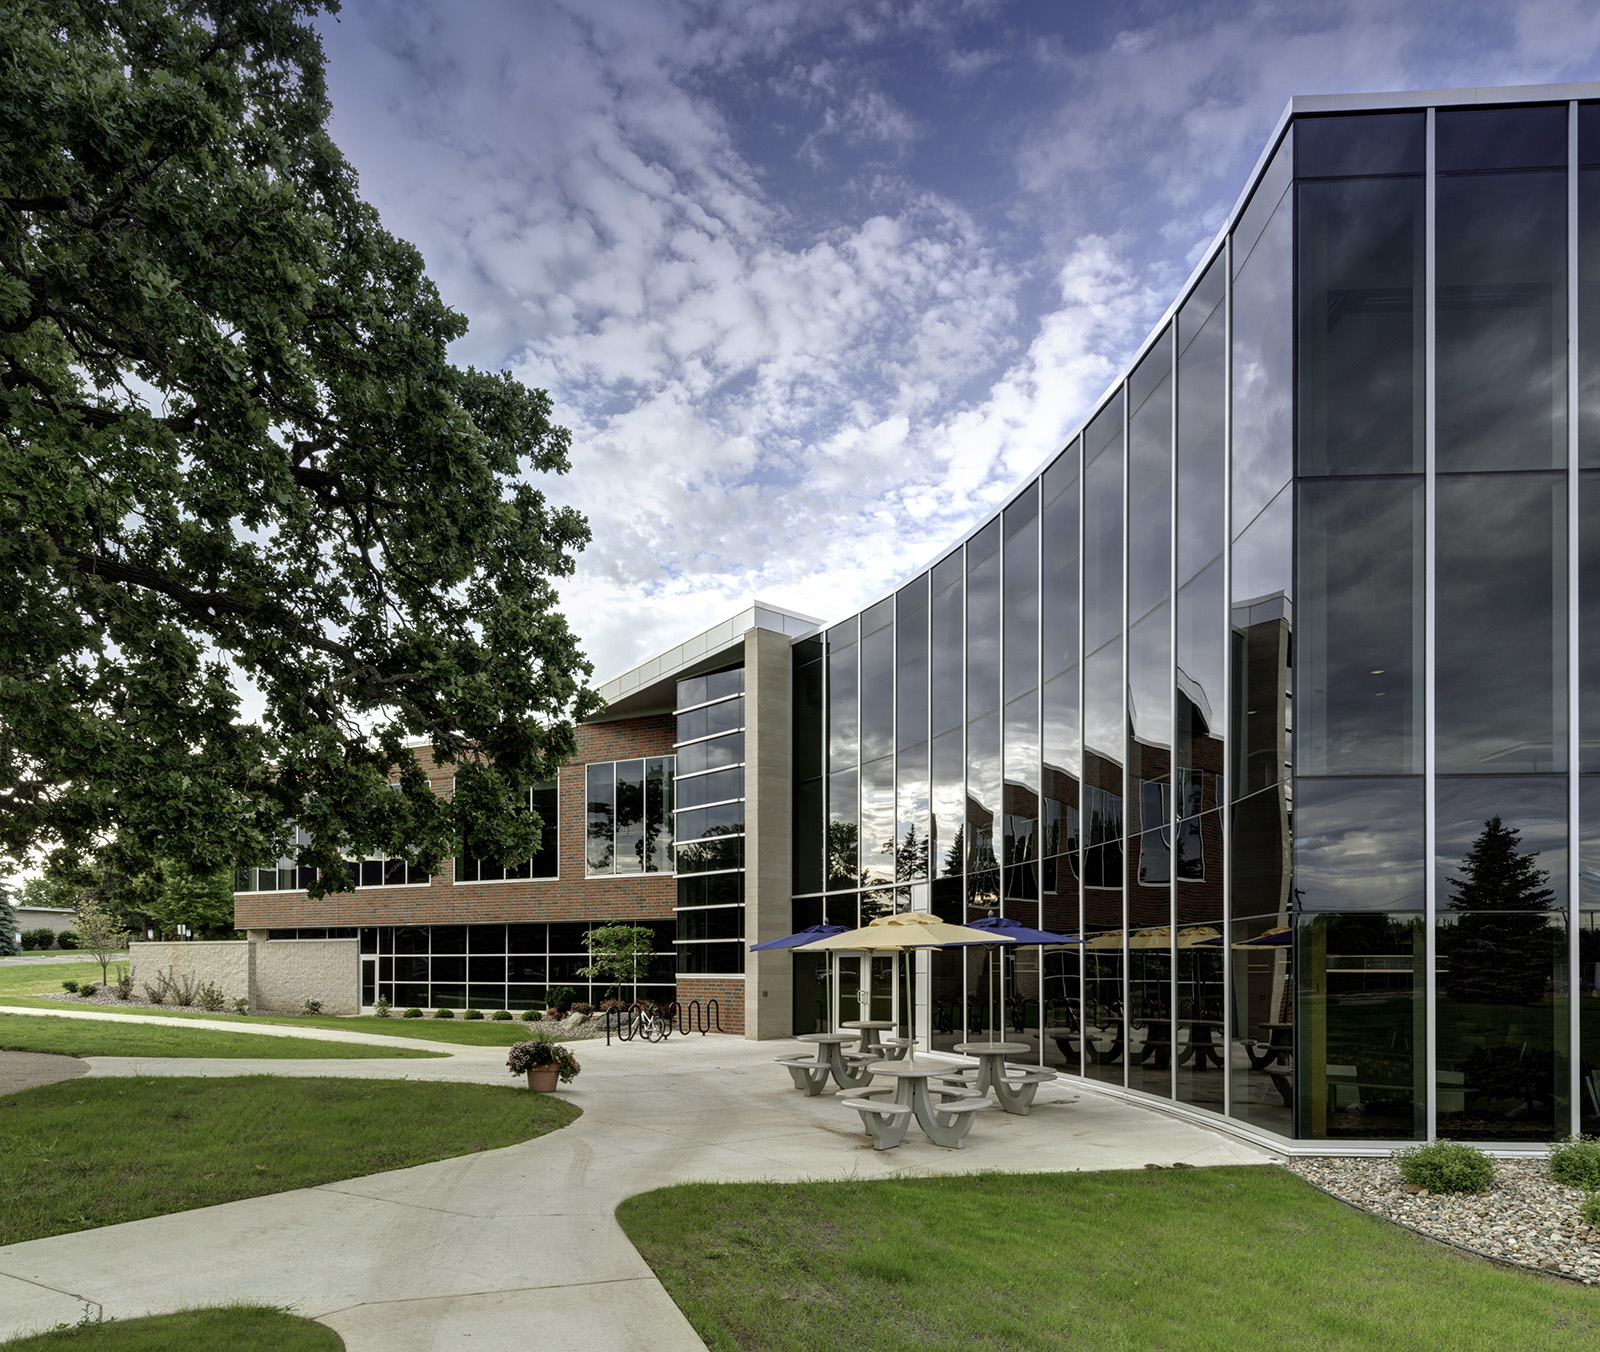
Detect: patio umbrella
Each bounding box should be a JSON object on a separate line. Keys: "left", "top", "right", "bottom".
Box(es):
{"left": 1193, "top": 926, "right": 1293, "bottom": 948}
{"left": 957, "top": 916, "right": 1080, "bottom": 1040}
{"left": 751, "top": 925, "right": 847, "bottom": 1034}
{"left": 798, "top": 912, "right": 1015, "bottom": 1066}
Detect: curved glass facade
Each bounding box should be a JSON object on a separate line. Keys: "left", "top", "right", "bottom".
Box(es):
{"left": 790, "top": 91, "right": 1600, "bottom": 1145}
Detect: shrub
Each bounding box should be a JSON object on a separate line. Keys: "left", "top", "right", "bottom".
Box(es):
{"left": 491, "top": 1009, "right": 513, "bottom": 1021}
{"left": 598, "top": 998, "right": 627, "bottom": 1015}
{"left": 55, "top": 929, "right": 79, "bottom": 950}
{"left": 61, "top": 979, "right": 78, "bottom": 993}
{"left": 232, "top": 996, "right": 250, "bottom": 1015}
{"left": 1394, "top": 1139, "right": 1495, "bottom": 1193}
{"left": 373, "top": 997, "right": 392, "bottom": 1018}
{"left": 196, "top": 981, "right": 226, "bottom": 1013}
{"left": 1583, "top": 1193, "right": 1600, "bottom": 1229}
{"left": 1547, "top": 1135, "right": 1600, "bottom": 1191}
{"left": 546, "top": 985, "right": 576, "bottom": 1013}
{"left": 571, "top": 1001, "right": 595, "bottom": 1016}
{"left": 301, "top": 998, "right": 322, "bottom": 1016}
{"left": 113, "top": 966, "right": 134, "bottom": 1001}
{"left": 170, "top": 971, "right": 199, "bottom": 1007}
{"left": 519, "top": 1008, "right": 540, "bottom": 1021}
{"left": 23, "top": 927, "right": 56, "bottom": 951}
{"left": 433, "top": 1007, "right": 454, "bottom": 1019}
{"left": 78, "top": 982, "right": 97, "bottom": 998}
{"left": 402, "top": 1007, "right": 423, "bottom": 1018}
{"left": 462, "top": 1008, "right": 484, "bottom": 1021}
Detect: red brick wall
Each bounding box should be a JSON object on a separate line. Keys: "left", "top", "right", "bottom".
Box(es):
{"left": 235, "top": 716, "right": 679, "bottom": 929}
{"left": 674, "top": 975, "right": 746, "bottom": 1033}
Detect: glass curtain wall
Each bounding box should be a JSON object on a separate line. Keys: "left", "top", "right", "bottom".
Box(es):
{"left": 674, "top": 668, "right": 747, "bottom": 975}
{"left": 1582, "top": 104, "right": 1600, "bottom": 1131}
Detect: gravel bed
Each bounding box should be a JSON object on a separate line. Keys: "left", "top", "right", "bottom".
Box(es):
{"left": 1288, "top": 1156, "right": 1600, "bottom": 1284}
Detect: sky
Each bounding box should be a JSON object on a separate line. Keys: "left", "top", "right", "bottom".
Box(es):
{"left": 317, "top": 0, "right": 1600, "bottom": 686}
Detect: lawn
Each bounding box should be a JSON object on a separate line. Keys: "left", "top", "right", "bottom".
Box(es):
{"left": 1, "top": 1305, "right": 339, "bottom": 1350}
{"left": 0, "top": 1013, "right": 442, "bottom": 1060}
{"left": 0, "top": 1076, "right": 577, "bottom": 1245}
{"left": 617, "top": 1167, "right": 1600, "bottom": 1352}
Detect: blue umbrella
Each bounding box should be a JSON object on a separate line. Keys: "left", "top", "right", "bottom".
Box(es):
{"left": 952, "top": 916, "right": 1081, "bottom": 1040}
{"left": 749, "top": 924, "right": 846, "bottom": 952}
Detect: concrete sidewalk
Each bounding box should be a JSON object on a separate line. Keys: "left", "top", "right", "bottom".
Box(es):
{"left": 0, "top": 1027, "right": 1279, "bottom": 1351}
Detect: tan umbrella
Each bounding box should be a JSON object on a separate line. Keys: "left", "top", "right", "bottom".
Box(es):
{"left": 1089, "top": 925, "right": 1222, "bottom": 949}
{"left": 799, "top": 912, "right": 1016, "bottom": 1066}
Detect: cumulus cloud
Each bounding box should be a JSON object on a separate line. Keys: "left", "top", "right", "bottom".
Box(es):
{"left": 317, "top": 0, "right": 1600, "bottom": 685}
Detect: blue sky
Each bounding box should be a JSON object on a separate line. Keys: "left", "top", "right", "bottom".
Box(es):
{"left": 318, "top": 0, "right": 1600, "bottom": 683}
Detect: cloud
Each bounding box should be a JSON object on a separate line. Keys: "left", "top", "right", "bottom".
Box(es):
{"left": 318, "top": 0, "right": 1600, "bottom": 686}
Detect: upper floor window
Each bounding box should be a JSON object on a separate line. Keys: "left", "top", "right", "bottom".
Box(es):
{"left": 458, "top": 779, "right": 559, "bottom": 883}
{"left": 587, "top": 757, "right": 675, "bottom": 875}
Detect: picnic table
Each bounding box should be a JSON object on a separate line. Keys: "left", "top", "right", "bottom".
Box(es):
{"left": 839, "top": 1020, "right": 908, "bottom": 1059}
{"left": 775, "top": 1032, "right": 874, "bottom": 1095}
{"left": 840, "top": 1060, "right": 988, "bottom": 1150}
{"left": 951, "top": 1041, "right": 1055, "bottom": 1115}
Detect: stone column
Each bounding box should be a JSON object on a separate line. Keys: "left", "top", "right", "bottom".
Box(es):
{"left": 743, "top": 625, "right": 793, "bottom": 1038}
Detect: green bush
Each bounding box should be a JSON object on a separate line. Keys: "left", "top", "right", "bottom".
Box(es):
{"left": 373, "top": 996, "right": 392, "bottom": 1018}
{"left": 402, "top": 1007, "right": 423, "bottom": 1018}
{"left": 571, "top": 1001, "right": 595, "bottom": 1016}
{"left": 519, "top": 1008, "right": 540, "bottom": 1021}
{"left": 433, "top": 1008, "right": 455, "bottom": 1019}
{"left": 22, "top": 928, "right": 56, "bottom": 951}
{"left": 232, "top": 996, "right": 250, "bottom": 1014}
{"left": 196, "top": 980, "right": 226, "bottom": 1013}
{"left": 1549, "top": 1135, "right": 1600, "bottom": 1190}
{"left": 78, "top": 982, "right": 97, "bottom": 997}
{"left": 61, "top": 979, "right": 78, "bottom": 993}
{"left": 1582, "top": 1193, "right": 1600, "bottom": 1229}
{"left": 462, "top": 1008, "right": 484, "bottom": 1021}
{"left": 546, "top": 985, "right": 577, "bottom": 1012}
{"left": 491, "top": 1009, "right": 513, "bottom": 1021}
{"left": 55, "top": 929, "right": 80, "bottom": 950}
{"left": 1394, "top": 1139, "right": 1495, "bottom": 1193}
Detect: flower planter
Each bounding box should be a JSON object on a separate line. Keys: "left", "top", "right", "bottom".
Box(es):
{"left": 526, "top": 1065, "right": 560, "bottom": 1092}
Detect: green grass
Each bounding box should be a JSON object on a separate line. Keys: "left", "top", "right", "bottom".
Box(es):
{"left": 0, "top": 961, "right": 110, "bottom": 997}
{"left": 617, "top": 1167, "right": 1600, "bottom": 1352}
{"left": 0, "top": 1075, "right": 578, "bottom": 1245}
{"left": 0, "top": 1305, "right": 340, "bottom": 1350}
{"left": 0, "top": 1013, "right": 442, "bottom": 1060}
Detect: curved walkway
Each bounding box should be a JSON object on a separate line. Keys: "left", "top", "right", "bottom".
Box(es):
{"left": 0, "top": 1007, "right": 1278, "bottom": 1351}
{"left": 0, "top": 1049, "right": 86, "bottom": 1095}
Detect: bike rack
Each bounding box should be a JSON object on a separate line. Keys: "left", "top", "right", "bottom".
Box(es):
{"left": 667, "top": 998, "right": 725, "bottom": 1035}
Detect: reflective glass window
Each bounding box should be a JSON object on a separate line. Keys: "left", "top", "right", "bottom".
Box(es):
{"left": 1177, "top": 256, "right": 1226, "bottom": 587}
{"left": 1436, "top": 104, "right": 1568, "bottom": 172}
{"left": 1292, "top": 777, "right": 1424, "bottom": 911}
{"left": 860, "top": 754, "right": 895, "bottom": 887}
{"left": 828, "top": 768, "right": 858, "bottom": 890}
{"left": 1004, "top": 486, "right": 1039, "bottom": 705}
{"left": 1436, "top": 473, "right": 1567, "bottom": 774}
{"left": 1176, "top": 558, "right": 1224, "bottom": 786}
{"left": 1297, "top": 178, "right": 1423, "bottom": 476}
{"left": 896, "top": 591, "right": 929, "bottom": 752}
{"left": 828, "top": 629, "right": 858, "bottom": 772}
{"left": 1297, "top": 478, "right": 1423, "bottom": 776}
{"left": 793, "top": 639, "right": 823, "bottom": 781}
{"left": 1295, "top": 111, "right": 1425, "bottom": 178}
{"left": 1042, "top": 441, "right": 1081, "bottom": 681}
{"left": 896, "top": 739, "right": 930, "bottom": 882}
{"left": 1083, "top": 394, "right": 1125, "bottom": 656}
{"left": 1128, "top": 329, "right": 1173, "bottom": 624}
{"left": 1582, "top": 472, "right": 1600, "bottom": 771}
{"left": 967, "top": 709, "right": 1000, "bottom": 877}
{"left": 967, "top": 523, "right": 1001, "bottom": 721}
{"left": 614, "top": 758, "right": 644, "bottom": 874}
{"left": 931, "top": 728, "right": 964, "bottom": 881}
{"left": 1042, "top": 668, "right": 1080, "bottom": 783}
{"left": 1128, "top": 602, "right": 1171, "bottom": 788}
{"left": 585, "top": 763, "right": 614, "bottom": 874}
{"left": 1580, "top": 166, "right": 1600, "bottom": 465}
{"left": 860, "top": 619, "right": 894, "bottom": 764}
{"left": 931, "top": 559, "right": 963, "bottom": 737}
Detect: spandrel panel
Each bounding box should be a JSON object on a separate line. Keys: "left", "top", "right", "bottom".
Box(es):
{"left": 1436, "top": 170, "right": 1567, "bottom": 472}
{"left": 1128, "top": 330, "right": 1173, "bottom": 624}
{"left": 1232, "top": 168, "right": 1294, "bottom": 532}
{"left": 1177, "top": 259, "right": 1226, "bottom": 587}
{"left": 1292, "top": 777, "right": 1424, "bottom": 912}
{"left": 1297, "top": 177, "right": 1424, "bottom": 477}
{"left": 1436, "top": 473, "right": 1566, "bottom": 774}
{"left": 1297, "top": 477, "right": 1423, "bottom": 776}
{"left": 1042, "top": 447, "right": 1081, "bottom": 682}
{"left": 1084, "top": 396, "right": 1125, "bottom": 656}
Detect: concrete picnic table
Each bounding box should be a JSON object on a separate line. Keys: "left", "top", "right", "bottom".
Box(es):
{"left": 774, "top": 1032, "right": 875, "bottom": 1094}
{"left": 840, "top": 1059, "right": 988, "bottom": 1150}
{"left": 951, "top": 1041, "right": 1056, "bottom": 1116}
{"left": 839, "top": 1019, "right": 907, "bottom": 1059}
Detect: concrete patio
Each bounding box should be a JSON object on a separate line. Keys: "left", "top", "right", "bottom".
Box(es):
{"left": 0, "top": 1010, "right": 1279, "bottom": 1350}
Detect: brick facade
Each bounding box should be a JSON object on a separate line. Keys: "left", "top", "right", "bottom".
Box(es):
{"left": 674, "top": 975, "right": 746, "bottom": 1033}
{"left": 233, "top": 715, "right": 678, "bottom": 929}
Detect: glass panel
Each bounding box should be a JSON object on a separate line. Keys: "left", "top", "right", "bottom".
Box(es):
{"left": 644, "top": 761, "right": 673, "bottom": 874}
{"left": 1083, "top": 928, "right": 1125, "bottom": 1088}
{"left": 1296, "top": 912, "right": 1425, "bottom": 1140}
{"left": 1230, "top": 910, "right": 1296, "bottom": 1134}
{"left": 793, "top": 639, "right": 824, "bottom": 780}
{"left": 1436, "top": 473, "right": 1567, "bottom": 774}
{"left": 1297, "top": 177, "right": 1424, "bottom": 476}
{"left": 1177, "top": 256, "right": 1226, "bottom": 587}
{"left": 1128, "top": 329, "right": 1173, "bottom": 624}
{"left": 1435, "top": 776, "right": 1569, "bottom": 1141}
{"left": 1083, "top": 393, "right": 1125, "bottom": 655}
{"left": 1004, "top": 693, "right": 1039, "bottom": 902}
{"left": 828, "top": 630, "right": 858, "bottom": 772}
{"left": 896, "top": 591, "right": 928, "bottom": 752}
{"left": 585, "top": 763, "right": 614, "bottom": 875}
{"left": 530, "top": 779, "right": 559, "bottom": 878}
{"left": 896, "top": 740, "right": 930, "bottom": 882}
{"left": 967, "top": 710, "right": 1000, "bottom": 881}
{"left": 931, "top": 558, "right": 963, "bottom": 737}
{"left": 966, "top": 526, "right": 1001, "bottom": 721}
{"left": 1042, "top": 441, "right": 1080, "bottom": 682}
{"left": 1176, "top": 558, "right": 1224, "bottom": 787}
{"left": 1231, "top": 571, "right": 1292, "bottom": 801}
{"left": 1436, "top": 171, "right": 1567, "bottom": 471}
{"left": 1436, "top": 104, "right": 1568, "bottom": 173}
{"left": 1232, "top": 154, "right": 1294, "bottom": 533}
{"left": 1295, "top": 111, "right": 1425, "bottom": 178}
{"left": 1042, "top": 669, "right": 1080, "bottom": 782}
{"left": 1297, "top": 478, "right": 1423, "bottom": 775}
{"left": 1293, "top": 777, "right": 1425, "bottom": 911}
{"left": 860, "top": 619, "right": 894, "bottom": 765}
{"left": 931, "top": 728, "right": 963, "bottom": 882}
{"left": 860, "top": 755, "right": 895, "bottom": 888}
{"left": 1582, "top": 472, "right": 1600, "bottom": 770}
{"left": 1128, "top": 602, "right": 1171, "bottom": 785}
{"left": 1233, "top": 131, "right": 1291, "bottom": 270}
{"left": 1580, "top": 168, "right": 1600, "bottom": 466}
{"left": 794, "top": 776, "right": 823, "bottom": 895}
{"left": 828, "top": 769, "right": 858, "bottom": 890}
{"left": 1003, "top": 488, "right": 1039, "bottom": 705}
{"left": 614, "top": 758, "right": 644, "bottom": 874}
{"left": 707, "top": 668, "right": 745, "bottom": 702}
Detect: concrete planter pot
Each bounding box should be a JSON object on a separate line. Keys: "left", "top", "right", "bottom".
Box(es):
{"left": 526, "top": 1065, "right": 560, "bottom": 1092}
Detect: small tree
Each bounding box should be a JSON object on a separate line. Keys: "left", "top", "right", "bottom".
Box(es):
{"left": 578, "top": 924, "right": 657, "bottom": 1002}
{"left": 74, "top": 897, "right": 131, "bottom": 986}
{"left": 0, "top": 876, "right": 16, "bottom": 957}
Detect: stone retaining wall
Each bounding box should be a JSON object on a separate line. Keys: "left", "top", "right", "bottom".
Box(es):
{"left": 127, "top": 938, "right": 358, "bottom": 1014}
